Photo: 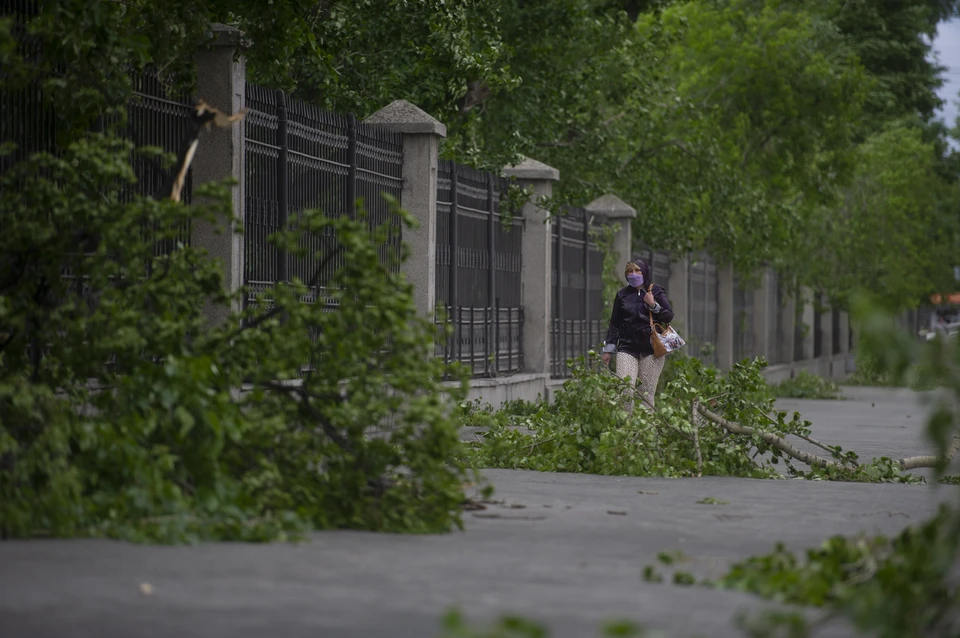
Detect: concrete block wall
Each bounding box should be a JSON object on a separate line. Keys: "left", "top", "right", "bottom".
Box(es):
{"left": 191, "top": 25, "right": 246, "bottom": 326}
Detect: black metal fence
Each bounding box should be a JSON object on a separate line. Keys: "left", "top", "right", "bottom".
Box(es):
{"left": 127, "top": 68, "right": 195, "bottom": 252}
{"left": 1, "top": 59, "right": 195, "bottom": 209}
{"left": 550, "top": 206, "right": 606, "bottom": 378}
{"left": 1, "top": 57, "right": 197, "bottom": 301}
{"left": 435, "top": 159, "right": 524, "bottom": 377}
{"left": 243, "top": 84, "right": 404, "bottom": 310}
{"left": 688, "top": 254, "right": 719, "bottom": 365}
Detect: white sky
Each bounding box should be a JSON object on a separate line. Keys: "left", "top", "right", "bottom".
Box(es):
{"left": 933, "top": 18, "right": 960, "bottom": 128}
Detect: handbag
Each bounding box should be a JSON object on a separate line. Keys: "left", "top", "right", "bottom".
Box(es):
{"left": 647, "top": 283, "right": 686, "bottom": 357}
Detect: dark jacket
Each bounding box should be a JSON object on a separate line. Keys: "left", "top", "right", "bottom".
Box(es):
{"left": 603, "top": 261, "right": 674, "bottom": 358}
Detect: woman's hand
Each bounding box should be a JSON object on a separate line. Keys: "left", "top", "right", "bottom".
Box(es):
{"left": 644, "top": 289, "right": 655, "bottom": 308}
{"left": 602, "top": 353, "right": 611, "bottom": 366}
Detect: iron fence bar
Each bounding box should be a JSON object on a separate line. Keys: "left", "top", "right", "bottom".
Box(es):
{"left": 583, "top": 213, "right": 590, "bottom": 350}
{"left": 495, "top": 297, "right": 501, "bottom": 374}
{"left": 508, "top": 306, "right": 513, "bottom": 373}
{"left": 450, "top": 169, "right": 459, "bottom": 312}
{"left": 519, "top": 308, "right": 524, "bottom": 371}
{"left": 285, "top": 148, "right": 347, "bottom": 166}
{"left": 276, "top": 89, "right": 288, "bottom": 284}
{"left": 245, "top": 139, "right": 281, "bottom": 151}
{"left": 457, "top": 305, "right": 463, "bottom": 367}
{"left": 355, "top": 166, "right": 403, "bottom": 181}
{"left": 487, "top": 174, "right": 496, "bottom": 377}
{"left": 347, "top": 113, "right": 357, "bottom": 219}
{"left": 130, "top": 92, "right": 190, "bottom": 110}
{"left": 555, "top": 214, "right": 564, "bottom": 376}
{"left": 484, "top": 306, "right": 490, "bottom": 376}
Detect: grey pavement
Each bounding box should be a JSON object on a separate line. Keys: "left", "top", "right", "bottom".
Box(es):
{"left": 2, "top": 387, "right": 958, "bottom": 638}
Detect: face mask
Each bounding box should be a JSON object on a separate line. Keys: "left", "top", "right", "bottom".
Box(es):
{"left": 626, "top": 273, "right": 643, "bottom": 288}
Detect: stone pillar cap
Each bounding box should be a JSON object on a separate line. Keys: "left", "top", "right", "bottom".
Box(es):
{"left": 503, "top": 156, "right": 560, "bottom": 181}
{"left": 585, "top": 194, "right": 636, "bottom": 219}
{"left": 210, "top": 24, "right": 244, "bottom": 46}
{"left": 364, "top": 100, "right": 446, "bottom": 137}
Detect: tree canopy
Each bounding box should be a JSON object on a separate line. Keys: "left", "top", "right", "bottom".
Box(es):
{"left": 10, "top": 0, "right": 958, "bottom": 308}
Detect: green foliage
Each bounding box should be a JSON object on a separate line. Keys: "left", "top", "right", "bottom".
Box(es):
{"left": 790, "top": 457, "right": 923, "bottom": 485}
{"left": 439, "top": 609, "right": 646, "bottom": 638}
{"left": 594, "top": 223, "right": 623, "bottom": 318}
{"left": 823, "top": 0, "right": 953, "bottom": 125}
{"left": 641, "top": 564, "right": 663, "bottom": 584}
{"left": 800, "top": 123, "right": 960, "bottom": 311}
{"left": 441, "top": 609, "right": 550, "bottom": 638}
{"left": 696, "top": 497, "right": 729, "bottom": 505}
{"left": 846, "top": 349, "right": 903, "bottom": 387}
{"left": 460, "top": 354, "right": 917, "bottom": 483}
{"left": 656, "top": 549, "right": 688, "bottom": 565}
{"left": 461, "top": 355, "right": 769, "bottom": 479}
{"left": 773, "top": 372, "right": 841, "bottom": 400}
{"left": 717, "top": 506, "right": 960, "bottom": 638}
{"left": 0, "top": 136, "right": 470, "bottom": 541}
{"left": 643, "top": 551, "right": 698, "bottom": 588}
{"left": 0, "top": 13, "right": 469, "bottom": 541}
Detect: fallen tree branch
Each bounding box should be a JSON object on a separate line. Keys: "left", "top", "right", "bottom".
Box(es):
{"left": 702, "top": 404, "right": 960, "bottom": 473}
{"left": 697, "top": 405, "right": 847, "bottom": 471}
{"left": 260, "top": 380, "right": 354, "bottom": 453}
{"left": 692, "top": 401, "right": 703, "bottom": 479}
{"left": 793, "top": 431, "right": 857, "bottom": 467}
{"left": 898, "top": 435, "right": 960, "bottom": 470}
{"left": 753, "top": 407, "right": 859, "bottom": 467}
{"left": 222, "top": 244, "right": 344, "bottom": 342}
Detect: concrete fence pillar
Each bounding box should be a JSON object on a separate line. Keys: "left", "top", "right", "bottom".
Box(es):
{"left": 779, "top": 287, "right": 796, "bottom": 365}
{"left": 364, "top": 100, "right": 446, "bottom": 319}
{"left": 716, "top": 264, "right": 735, "bottom": 371}
{"left": 799, "top": 288, "right": 815, "bottom": 361}
{"left": 667, "top": 256, "right": 690, "bottom": 337}
{"left": 819, "top": 300, "right": 834, "bottom": 376}
{"left": 753, "top": 268, "right": 773, "bottom": 361}
{"left": 504, "top": 157, "right": 560, "bottom": 376}
{"left": 839, "top": 311, "right": 851, "bottom": 355}
{"left": 584, "top": 194, "right": 636, "bottom": 287}
{"left": 192, "top": 25, "right": 246, "bottom": 325}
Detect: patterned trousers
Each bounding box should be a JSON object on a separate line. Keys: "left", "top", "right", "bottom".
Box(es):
{"left": 615, "top": 351, "right": 666, "bottom": 412}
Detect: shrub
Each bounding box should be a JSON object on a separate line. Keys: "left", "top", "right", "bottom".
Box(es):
{"left": 461, "top": 354, "right": 919, "bottom": 483}
{"left": 774, "top": 371, "right": 841, "bottom": 399}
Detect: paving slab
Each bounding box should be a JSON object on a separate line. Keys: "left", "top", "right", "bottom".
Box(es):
{"left": 1, "top": 387, "right": 957, "bottom": 638}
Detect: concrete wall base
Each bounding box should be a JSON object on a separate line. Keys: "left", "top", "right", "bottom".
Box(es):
{"left": 762, "top": 353, "right": 855, "bottom": 384}
{"left": 451, "top": 353, "right": 857, "bottom": 407}
{"left": 447, "top": 373, "right": 549, "bottom": 407}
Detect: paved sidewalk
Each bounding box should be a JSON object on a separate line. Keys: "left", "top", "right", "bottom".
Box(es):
{"left": 1, "top": 387, "right": 956, "bottom": 638}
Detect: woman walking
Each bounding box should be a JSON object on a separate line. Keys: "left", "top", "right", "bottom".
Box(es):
{"left": 601, "top": 259, "right": 674, "bottom": 411}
